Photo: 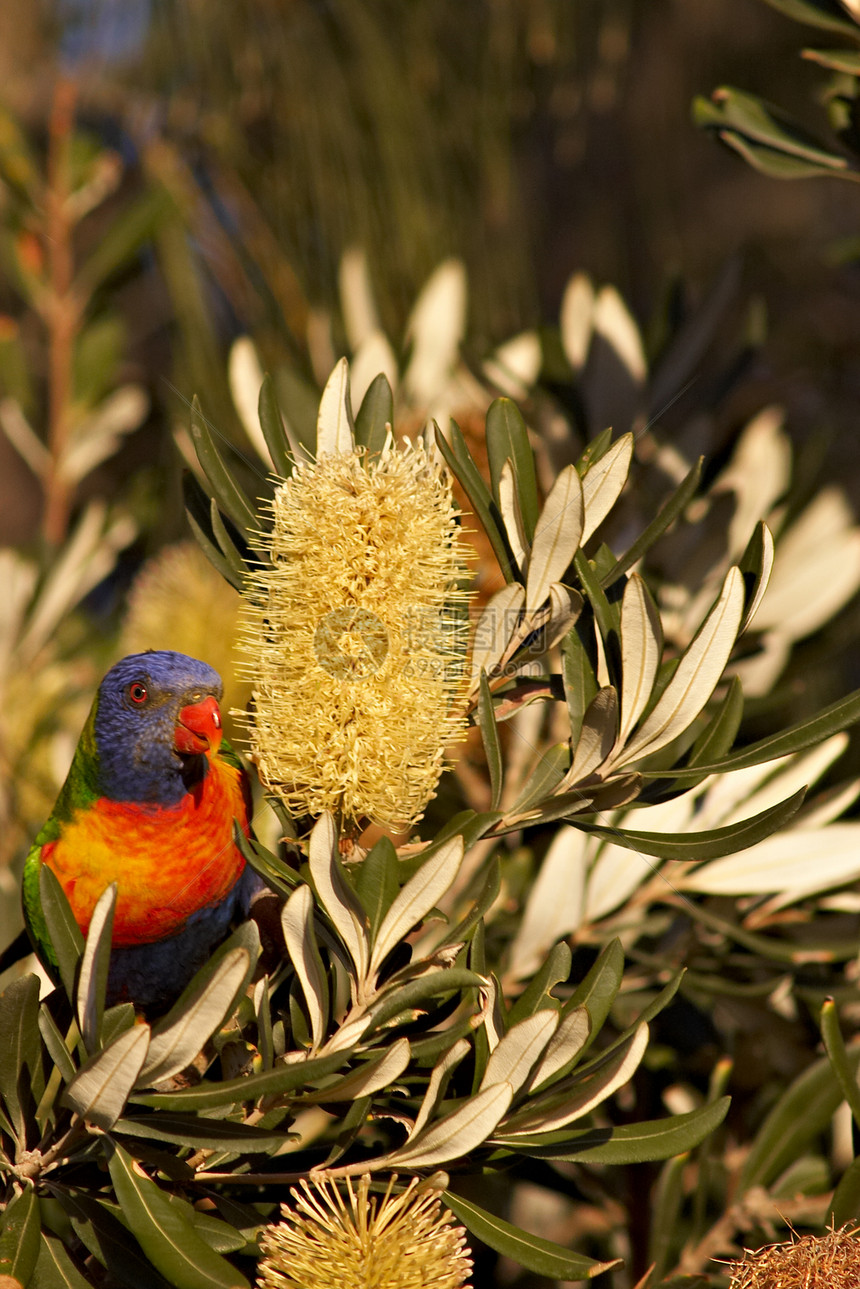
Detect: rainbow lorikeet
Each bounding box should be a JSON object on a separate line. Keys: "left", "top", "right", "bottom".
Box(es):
{"left": 22, "top": 650, "right": 257, "bottom": 1010}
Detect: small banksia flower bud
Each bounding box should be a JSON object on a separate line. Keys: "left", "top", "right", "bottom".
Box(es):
{"left": 256, "top": 1174, "right": 473, "bottom": 1289}
{"left": 239, "top": 436, "right": 469, "bottom": 830}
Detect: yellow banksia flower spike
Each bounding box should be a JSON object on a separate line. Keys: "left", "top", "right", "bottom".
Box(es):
{"left": 239, "top": 435, "right": 470, "bottom": 830}
{"left": 256, "top": 1174, "right": 473, "bottom": 1289}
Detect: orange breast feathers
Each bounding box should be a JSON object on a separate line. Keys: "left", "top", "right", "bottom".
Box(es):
{"left": 41, "top": 757, "right": 250, "bottom": 946}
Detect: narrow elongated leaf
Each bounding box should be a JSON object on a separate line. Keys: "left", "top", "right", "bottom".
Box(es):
{"left": 564, "top": 686, "right": 617, "bottom": 785}
{"left": 444, "top": 1192, "right": 620, "bottom": 1280}
{"left": 38, "top": 1004, "right": 77, "bottom": 1083}
{"left": 302, "top": 1038, "right": 410, "bottom": 1103}
{"left": 412, "top": 1040, "right": 471, "bottom": 1138}
{"left": 34, "top": 1231, "right": 92, "bottom": 1289}
{"left": 209, "top": 502, "right": 250, "bottom": 583}
{"left": 486, "top": 398, "right": 540, "bottom": 539}
{"left": 469, "top": 583, "right": 525, "bottom": 684}
{"left": 435, "top": 420, "right": 518, "bottom": 583}
{"left": 527, "top": 1007, "right": 591, "bottom": 1092}
{"left": 77, "top": 882, "right": 116, "bottom": 1053}
{"left": 369, "top": 838, "right": 463, "bottom": 976}
{"left": 107, "top": 1142, "right": 250, "bottom": 1289}
{"left": 617, "top": 573, "right": 662, "bottom": 746}
{"left": 477, "top": 671, "right": 503, "bottom": 811}
{"left": 508, "top": 744, "right": 570, "bottom": 816}
{"left": 355, "top": 837, "right": 400, "bottom": 940}
{"left": 316, "top": 357, "right": 355, "bottom": 456}
{"left": 569, "top": 939, "right": 624, "bottom": 1058}
{"left": 616, "top": 566, "right": 744, "bottom": 765}
{"left": 761, "top": 0, "right": 860, "bottom": 36}
{"left": 678, "top": 820, "right": 860, "bottom": 898}
{"left": 63, "top": 1023, "right": 151, "bottom": 1130}
{"left": 0, "top": 1186, "right": 40, "bottom": 1285}
{"left": 687, "top": 674, "right": 744, "bottom": 768}
{"left": 696, "top": 86, "right": 850, "bottom": 169}
{"left": 39, "top": 864, "right": 84, "bottom": 999}
{"left": 139, "top": 940, "right": 255, "bottom": 1086}
{"left": 821, "top": 999, "right": 860, "bottom": 1129}
{"left": 501, "top": 1025, "right": 649, "bottom": 1135}
{"left": 63, "top": 1190, "right": 178, "bottom": 1289}
{"left": 367, "top": 968, "right": 484, "bottom": 1031}
{"left": 382, "top": 1082, "right": 513, "bottom": 1168}
{"left": 580, "top": 787, "right": 805, "bottom": 863}
{"left": 308, "top": 813, "right": 369, "bottom": 978}
{"left": 480, "top": 1011, "right": 558, "bottom": 1096}
{"left": 498, "top": 1097, "right": 730, "bottom": 1163}
{"left": 0, "top": 972, "right": 41, "bottom": 1142}
{"left": 354, "top": 372, "right": 393, "bottom": 458}
{"left": 603, "top": 457, "right": 704, "bottom": 589}
{"left": 133, "top": 1048, "right": 351, "bottom": 1111}
{"left": 258, "top": 373, "right": 292, "bottom": 478}
{"left": 526, "top": 466, "right": 584, "bottom": 611}
{"left": 281, "top": 886, "right": 329, "bottom": 1050}
{"left": 831, "top": 1157, "right": 860, "bottom": 1228}
{"left": 561, "top": 619, "right": 598, "bottom": 749}
{"left": 581, "top": 432, "right": 633, "bottom": 544}
{"left": 497, "top": 459, "right": 529, "bottom": 571}
{"left": 740, "top": 1045, "right": 860, "bottom": 1192}
{"left": 739, "top": 521, "right": 774, "bottom": 632}
{"left": 190, "top": 398, "right": 257, "bottom": 535}
{"left": 115, "top": 1113, "right": 295, "bottom": 1152}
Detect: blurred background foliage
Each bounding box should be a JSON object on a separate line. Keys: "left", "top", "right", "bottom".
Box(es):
{"left": 5, "top": 1, "right": 860, "bottom": 1284}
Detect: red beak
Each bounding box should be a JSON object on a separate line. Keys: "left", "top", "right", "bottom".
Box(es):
{"left": 174, "top": 694, "right": 223, "bottom": 756}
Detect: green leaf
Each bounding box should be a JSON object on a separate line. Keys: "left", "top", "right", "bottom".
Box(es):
{"left": 477, "top": 670, "right": 504, "bottom": 812}
{"left": 803, "top": 46, "right": 860, "bottom": 73}
{"left": 301, "top": 1038, "right": 411, "bottom": 1104}
{"left": 106, "top": 1141, "right": 251, "bottom": 1289}
{"left": 355, "top": 837, "right": 400, "bottom": 941}
{"left": 39, "top": 865, "right": 85, "bottom": 1000}
{"left": 740, "top": 1045, "right": 860, "bottom": 1192}
{"left": 603, "top": 458, "right": 704, "bottom": 590}
{"left": 761, "top": 0, "right": 860, "bottom": 36}
{"left": 687, "top": 675, "right": 744, "bottom": 769}
{"left": 233, "top": 827, "right": 301, "bottom": 899}
{"left": 831, "top": 1156, "right": 860, "bottom": 1227}
{"left": 367, "top": 968, "right": 484, "bottom": 1031}
{"left": 820, "top": 998, "right": 860, "bottom": 1129}
{"left": 444, "top": 1192, "right": 620, "bottom": 1279}
{"left": 649, "top": 1152, "right": 688, "bottom": 1281}
{"left": 508, "top": 1097, "right": 730, "bottom": 1163}
{"left": 354, "top": 372, "right": 393, "bottom": 458}
{"left": 34, "top": 1231, "right": 92, "bottom": 1289}
{"left": 61, "top": 1189, "right": 174, "bottom": 1289}
{"left": 645, "top": 685, "right": 860, "bottom": 782}
{"left": 695, "top": 86, "right": 851, "bottom": 170}
{"left": 77, "top": 883, "right": 116, "bottom": 1054}
{"left": 485, "top": 397, "right": 539, "bottom": 540}
{"left": 561, "top": 618, "right": 599, "bottom": 749}
{"left": 717, "top": 129, "right": 849, "bottom": 179}
{"left": 434, "top": 420, "right": 518, "bottom": 583}
{"left": 577, "top": 787, "right": 806, "bottom": 862}
{"left": 257, "top": 373, "right": 292, "bottom": 478}
{"left": 38, "top": 1004, "right": 77, "bottom": 1084}
{"left": 209, "top": 502, "right": 251, "bottom": 584}
{"left": 0, "top": 972, "right": 42, "bottom": 1143}
{"left": 183, "top": 476, "right": 242, "bottom": 591}
{"left": 132, "top": 1048, "right": 351, "bottom": 1111}
{"left": 508, "top": 744, "right": 570, "bottom": 815}
{"left": 63, "top": 1023, "right": 151, "bottom": 1130}
{"left": 139, "top": 926, "right": 258, "bottom": 1086}
{"left": 568, "top": 938, "right": 625, "bottom": 1059}
{"left": 0, "top": 1186, "right": 41, "bottom": 1285}
{"left": 574, "top": 551, "right": 620, "bottom": 684}
{"left": 190, "top": 396, "right": 258, "bottom": 535}
{"left": 508, "top": 942, "right": 571, "bottom": 1024}
{"left": 115, "top": 1112, "right": 294, "bottom": 1152}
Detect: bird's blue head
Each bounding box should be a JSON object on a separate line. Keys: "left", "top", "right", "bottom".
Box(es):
{"left": 93, "top": 651, "right": 225, "bottom": 805}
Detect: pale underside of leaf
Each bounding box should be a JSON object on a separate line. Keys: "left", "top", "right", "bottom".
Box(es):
{"left": 304, "top": 1038, "right": 411, "bottom": 1103}
{"left": 617, "top": 573, "right": 662, "bottom": 747}
{"left": 369, "top": 836, "right": 464, "bottom": 976}
{"left": 281, "top": 886, "right": 329, "bottom": 1051}
{"left": 479, "top": 1011, "right": 559, "bottom": 1096}
{"left": 500, "top": 1024, "right": 649, "bottom": 1136}
{"left": 411, "top": 1039, "right": 471, "bottom": 1139}
{"left": 526, "top": 466, "right": 584, "bottom": 611}
{"left": 139, "top": 948, "right": 252, "bottom": 1085}
{"left": 498, "top": 458, "right": 530, "bottom": 572}
{"left": 562, "top": 686, "right": 618, "bottom": 786}
{"left": 379, "top": 1081, "right": 513, "bottom": 1169}
{"left": 560, "top": 272, "right": 595, "bottom": 372}
{"left": 614, "top": 566, "right": 744, "bottom": 766}
{"left": 581, "top": 432, "right": 634, "bottom": 545}
{"left": 507, "top": 826, "right": 588, "bottom": 980}
{"left": 469, "top": 582, "right": 525, "bottom": 685}
{"left": 77, "top": 882, "right": 117, "bottom": 1053}
{"left": 678, "top": 823, "right": 860, "bottom": 902}
{"left": 64, "top": 1024, "right": 151, "bottom": 1130}
{"left": 308, "top": 813, "right": 369, "bottom": 979}
{"left": 316, "top": 357, "right": 356, "bottom": 457}
{"left": 527, "top": 1007, "right": 591, "bottom": 1092}
{"left": 546, "top": 584, "right": 584, "bottom": 650}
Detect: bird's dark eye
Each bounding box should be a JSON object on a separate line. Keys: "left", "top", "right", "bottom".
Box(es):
{"left": 127, "top": 681, "right": 148, "bottom": 705}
